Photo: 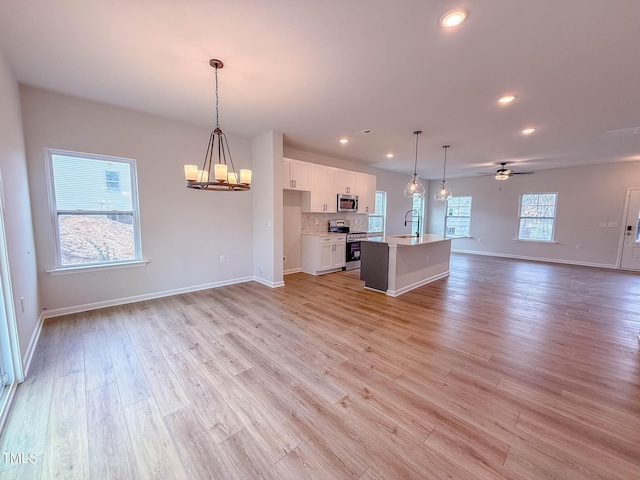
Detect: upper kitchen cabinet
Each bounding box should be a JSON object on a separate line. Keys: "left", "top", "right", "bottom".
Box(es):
{"left": 336, "top": 169, "right": 358, "bottom": 195}
{"left": 302, "top": 164, "right": 338, "bottom": 213}
{"left": 357, "top": 173, "right": 376, "bottom": 213}
{"left": 337, "top": 169, "right": 376, "bottom": 213}
{"left": 365, "top": 174, "right": 376, "bottom": 213}
{"left": 283, "top": 157, "right": 311, "bottom": 190}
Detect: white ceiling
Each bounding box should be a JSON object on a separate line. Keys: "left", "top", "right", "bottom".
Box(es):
{"left": 1, "top": 0, "right": 640, "bottom": 180}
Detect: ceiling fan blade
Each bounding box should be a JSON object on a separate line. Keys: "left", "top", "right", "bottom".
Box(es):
{"left": 509, "top": 172, "right": 535, "bottom": 175}
{"left": 477, "top": 173, "right": 497, "bottom": 176}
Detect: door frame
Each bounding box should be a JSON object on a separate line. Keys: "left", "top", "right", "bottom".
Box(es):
{"left": 0, "top": 171, "right": 25, "bottom": 430}
{"left": 617, "top": 187, "right": 640, "bottom": 269}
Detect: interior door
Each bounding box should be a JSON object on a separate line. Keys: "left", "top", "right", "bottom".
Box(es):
{"left": 620, "top": 189, "right": 640, "bottom": 270}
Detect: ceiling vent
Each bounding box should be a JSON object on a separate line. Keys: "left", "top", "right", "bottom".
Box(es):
{"left": 604, "top": 126, "right": 640, "bottom": 137}
{"left": 355, "top": 129, "right": 372, "bottom": 135}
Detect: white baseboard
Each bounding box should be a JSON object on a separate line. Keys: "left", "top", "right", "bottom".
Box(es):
{"left": 386, "top": 271, "right": 450, "bottom": 297}
{"left": 252, "top": 276, "right": 285, "bottom": 288}
{"left": 22, "top": 312, "right": 45, "bottom": 377}
{"left": 283, "top": 268, "right": 302, "bottom": 275}
{"left": 451, "top": 249, "right": 618, "bottom": 269}
{"left": 41, "top": 276, "right": 255, "bottom": 319}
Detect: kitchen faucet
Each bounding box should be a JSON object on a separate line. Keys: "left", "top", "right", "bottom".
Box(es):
{"left": 404, "top": 209, "right": 420, "bottom": 237}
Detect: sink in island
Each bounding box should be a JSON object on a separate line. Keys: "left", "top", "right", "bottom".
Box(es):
{"left": 360, "top": 234, "right": 452, "bottom": 296}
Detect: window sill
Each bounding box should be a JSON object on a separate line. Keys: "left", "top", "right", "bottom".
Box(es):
{"left": 47, "top": 260, "right": 149, "bottom": 276}
{"left": 512, "top": 239, "right": 557, "bottom": 244}
{"left": 446, "top": 235, "right": 473, "bottom": 239}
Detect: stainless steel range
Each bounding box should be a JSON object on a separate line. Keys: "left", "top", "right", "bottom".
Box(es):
{"left": 329, "top": 220, "right": 368, "bottom": 271}
{"left": 345, "top": 231, "right": 368, "bottom": 270}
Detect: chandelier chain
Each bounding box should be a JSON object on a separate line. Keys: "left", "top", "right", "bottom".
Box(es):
{"left": 414, "top": 134, "right": 418, "bottom": 175}
{"left": 413, "top": 130, "right": 421, "bottom": 175}
{"left": 442, "top": 145, "right": 449, "bottom": 182}
{"left": 214, "top": 64, "right": 220, "bottom": 128}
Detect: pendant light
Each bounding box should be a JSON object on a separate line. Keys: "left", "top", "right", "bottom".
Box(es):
{"left": 434, "top": 145, "right": 452, "bottom": 201}
{"left": 184, "top": 59, "right": 252, "bottom": 191}
{"left": 403, "top": 130, "right": 425, "bottom": 198}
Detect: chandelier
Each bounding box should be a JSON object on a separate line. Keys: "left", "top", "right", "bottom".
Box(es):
{"left": 183, "top": 59, "right": 251, "bottom": 191}
{"left": 403, "top": 130, "right": 425, "bottom": 198}
{"left": 434, "top": 145, "right": 452, "bottom": 201}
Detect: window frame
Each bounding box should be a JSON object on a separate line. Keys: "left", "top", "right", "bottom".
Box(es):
{"left": 445, "top": 195, "right": 472, "bottom": 238}
{"left": 517, "top": 192, "right": 558, "bottom": 242}
{"left": 411, "top": 195, "right": 424, "bottom": 236}
{"left": 45, "top": 148, "right": 144, "bottom": 272}
{"left": 105, "top": 170, "right": 121, "bottom": 192}
{"left": 368, "top": 191, "right": 387, "bottom": 235}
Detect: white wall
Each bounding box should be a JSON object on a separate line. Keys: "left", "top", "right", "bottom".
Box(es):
{"left": 283, "top": 147, "right": 416, "bottom": 235}
{"left": 252, "top": 131, "right": 284, "bottom": 287}
{"left": 21, "top": 86, "right": 254, "bottom": 313}
{"left": 283, "top": 190, "right": 302, "bottom": 273}
{"left": 0, "top": 55, "right": 39, "bottom": 363}
{"left": 427, "top": 162, "right": 640, "bottom": 267}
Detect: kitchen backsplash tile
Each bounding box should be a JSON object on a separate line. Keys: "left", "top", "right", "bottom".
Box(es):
{"left": 301, "top": 212, "right": 369, "bottom": 234}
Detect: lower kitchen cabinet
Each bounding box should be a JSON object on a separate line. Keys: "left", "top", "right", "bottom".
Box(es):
{"left": 301, "top": 234, "right": 346, "bottom": 275}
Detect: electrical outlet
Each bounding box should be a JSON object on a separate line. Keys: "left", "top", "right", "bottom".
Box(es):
{"left": 575, "top": 244, "right": 581, "bottom": 250}
{"left": 477, "top": 237, "right": 483, "bottom": 243}
{"left": 599, "top": 222, "right": 607, "bottom": 228}
{"left": 219, "top": 255, "right": 226, "bottom": 263}
{"left": 425, "top": 254, "right": 429, "bottom": 262}
{"left": 607, "top": 222, "right": 619, "bottom": 228}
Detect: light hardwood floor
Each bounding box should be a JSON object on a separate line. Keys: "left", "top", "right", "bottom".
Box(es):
{"left": 1, "top": 253, "right": 640, "bottom": 479}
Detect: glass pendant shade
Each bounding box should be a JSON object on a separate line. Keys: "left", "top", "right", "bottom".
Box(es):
{"left": 404, "top": 174, "right": 425, "bottom": 198}
{"left": 434, "top": 181, "right": 452, "bottom": 201}
{"left": 404, "top": 130, "right": 425, "bottom": 198}
{"left": 434, "top": 145, "right": 452, "bottom": 201}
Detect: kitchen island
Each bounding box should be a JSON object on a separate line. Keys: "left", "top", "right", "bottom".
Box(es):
{"left": 360, "top": 234, "right": 452, "bottom": 296}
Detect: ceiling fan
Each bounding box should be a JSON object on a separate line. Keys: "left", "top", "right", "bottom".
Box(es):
{"left": 479, "top": 162, "right": 534, "bottom": 181}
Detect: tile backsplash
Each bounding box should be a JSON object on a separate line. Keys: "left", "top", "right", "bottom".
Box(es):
{"left": 301, "top": 212, "right": 369, "bottom": 234}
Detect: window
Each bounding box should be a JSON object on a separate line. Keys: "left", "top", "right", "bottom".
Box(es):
{"left": 446, "top": 196, "right": 472, "bottom": 237}
{"left": 368, "top": 191, "right": 387, "bottom": 234}
{"left": 411, "top": 196, "right": 424, "bottom": 236}
{"left": 105, "top": 170, "right": 121, "bottom": 192}
{"left": 518, "top": 193, "right": 558, "bottom": 241}
{"left": 46, "top": 149, "right": 142, "bottom": 268}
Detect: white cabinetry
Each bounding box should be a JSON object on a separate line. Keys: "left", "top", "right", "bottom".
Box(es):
{"left": 337, "top": 170, "right": 376, "bottom": 213}
{"left": 301, "top": 235, "right": 346, "bottom": 275}
{"left": 337, "top": 169, "right": 358, "bottom": 195}
{"left": 303, "top": 164, "right": 337, "bottom": 212}
{"left": 283, "top": 157, "right": 311, "bottom": 190}
{"left": 284, "top": 157, "right": 376, "bottom": 213}
{"left": 359, "top": 173, "right": 377, "bottom": 213}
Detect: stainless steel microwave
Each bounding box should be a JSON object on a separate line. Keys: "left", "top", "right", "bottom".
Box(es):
{"left": 337, "top": 194, "right": 358, "bottom": 212}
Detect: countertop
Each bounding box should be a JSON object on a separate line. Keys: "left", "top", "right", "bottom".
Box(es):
{"left": 301, "top": 233, "right": 347, "bottom": 237}
{"left": 364, "top": 234, "right": 450, "bottom": 246}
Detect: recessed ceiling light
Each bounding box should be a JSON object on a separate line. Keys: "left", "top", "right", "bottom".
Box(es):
{"left": 498, "top": 94, "right": 517, "bottom": 104}
{"left": 521, "top": 128, "right": 536, "bottom": 135}
{"left": 339, "top": 138, "right": 349, "bottom": 144}
{"left": 440, "top": 9, "right": 468, "bottom": 28}
{"left": 386, "top": 153, "right": 394, "bottom": 158}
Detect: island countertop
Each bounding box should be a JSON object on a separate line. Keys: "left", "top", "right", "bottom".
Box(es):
{"left": 364, "top": 234, "right": 449, "bottom": 246}
{"left": 360, "top": 234, "right": 451, "bottom": 296}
